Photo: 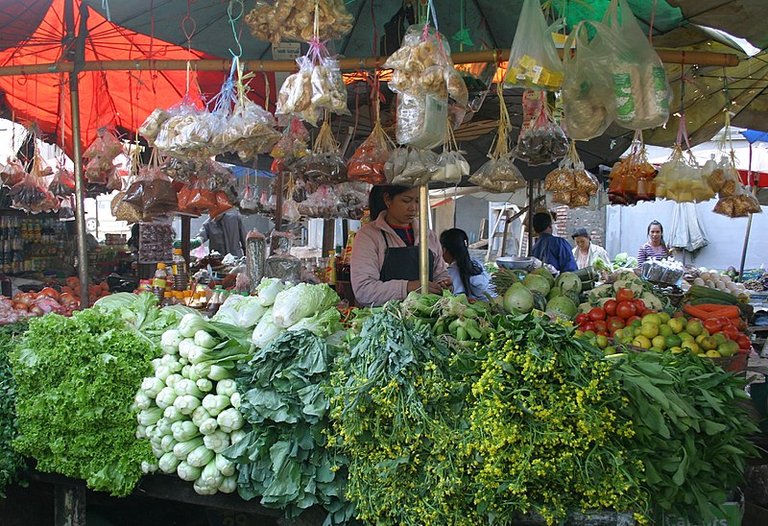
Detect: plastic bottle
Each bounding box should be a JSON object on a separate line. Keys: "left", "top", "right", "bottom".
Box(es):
{"left": 326, "top": 250, "right": 337, "bottom": 285}
{"left": 153, "top": 263, "right": 168, "bottom": 301}
{"left": 171, "top": 248, "right": 189, "bottom": 291}
{"left": 207, "top": 286, "right": 223, "bottom": 316}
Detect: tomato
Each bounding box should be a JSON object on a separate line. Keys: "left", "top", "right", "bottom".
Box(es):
{"left": 633, "top": 299, "right": 647, "bottom": 313}
{"left": 574, "top": 313, "right": 589, "bottom": 326}
{"left": 616, "top": 300, "right": 637, "bottom": 320}
{"left": 603, "top": 299, "right": 617, "bottom": 317}
{"left": 38, "top": 287, "right": 60, "bottom": 300}
{"left": 736, "top": 334, "right": 751, "bottom": 350}
{"left": 721, "top": 325, "right": 740, "bottom": 341}
{"left": 581, "top": 322, "right": 596, "bottom": 333}
{"left": 673, "top": 310, "right": 685, "bottom": 318}
{"left": 625, "top": 315, "right": 642, "bottom": 326}
{"left": 616, "top": 288, "right": 635, "bottom": 302}
{"left": 588, "top": 307, "right": 606, "bottom": 321}
{"left": 703, "top": 318, "right": 723, "bottom": 334}
{"left": 607, "top": 316, "right": 625, "bottom": 332}
{"left": 593, "top": 320, "right": 608, "bottom": 334}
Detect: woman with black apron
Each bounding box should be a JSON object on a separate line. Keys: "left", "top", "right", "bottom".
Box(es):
{"left": 350, "top": 185, "right": 451, "bottom": 307}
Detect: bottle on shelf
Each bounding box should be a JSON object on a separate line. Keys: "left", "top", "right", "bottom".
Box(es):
{"left": 207, "top": 286, "right": 224, "bottom": 316}
{"left": 152, "top": 262, "right": 169, "bottom": 302}
{"left": 171, "top": 248, "right": 189, "bottom": 291}
{"left": 326, "top": 250, "right": 337, "bottom": 286}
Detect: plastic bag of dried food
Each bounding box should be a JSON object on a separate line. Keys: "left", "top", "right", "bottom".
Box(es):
{"left": 225, "top": 99, "right": 280, "bottom": 160}
{"left": 48, "top": 164, "right": 76, "bottom": 197}
{"left": 347, "top": 120, "right": 391, "bottom": 185}
{"left": 655, "top": 147, "right": 712, "bottom": 203}
{"left": 591, "top": 0, "right": 671, "bottom": 130}
{"left": 154, "top": 99, "right": 218, "bottom": 158}
{"left": 432, "top": 124, "right": 469, "bottom": 184}
{"left": 209, "top": 191, "right": 234, "bottom": 219}
{"left": 139, "top": 108, "right": 171, "bottom": 145}
{"left": 83, "top": 128, "right": 123, "bottom": 160}
{"left": 270, "top": 118, "right": 310, "bottom": 163}
{"left": 298, "top": 185, "right": 337, "bottom": 218}
{"left": 384, "top": 24, "right": 452, "bottom": 97}
{"left": 397, "top": 92, "right": 448, "bottom": 150}
{"left": 111, "top": 191, "right": 142, "bottom": 224}
{"left": 385, "top": 148, "right": 438, "bottom": 187}
{"left": 123, "top": 166, "right": 179, "bottom": 219}
{"left": 607, "top": 131, "right": 657, "bottom": 205}
{"left": 0, "top": 159, "right": 26, "bottom": 188}
{"left": 515, "top": 90, "right": 568, "bottom": 166}
{"left": 562, "top": 22, "right": 614, "bottom": 141}
{"left": 178, "top": 176, "right": 217, "bottom": 216}
{"left": 245, "top": 0, "right": 353, "bottom": 45}
{"left": 294, "top": 118, "right": 347, "bottom": 184}
{"left": 713, "top": 189, "right": 762, "bottom": 218}
{"left": 10, "top": 170, "right": 56, "bottom": 213}
{"left": 503, "top": 0, "right": 564, "bottom": 90}
{"left": 544, "top": 142, "right": 599, "bottom": 208}
{"left": 335, "top": 182, "right": 368, "bottom": 219}
{"left": 469, "top": 83, "right": 525, "bottom": 193}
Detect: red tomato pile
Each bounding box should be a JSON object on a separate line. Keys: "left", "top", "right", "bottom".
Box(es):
{"left": 574, "top": 288, "right": 654, "bottom": 337}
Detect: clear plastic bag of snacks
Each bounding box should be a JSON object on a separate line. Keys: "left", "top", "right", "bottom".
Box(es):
{"left": 503, "top": 0, "right": 564, "bottom": 90}
{"left": 123, "top": 166, "right": 179, "bottom": 220}
{"left": 239, "top": 178, "right": 260, "bottom": 212}
{"left": 225, "top": 99, "right": 281, "bottom": 160}
{"left": 515, "top": 90, "right": 568, "bottom": 166}
{"left": 0, "top": 159, "right": 26, "bottom": 188}
{"left": 347, "top": 120, "right": 391, "bottom": 185}
{"left": 396, "top": 92, "right": 448, "bottom": 150}
{"left": 713, "top": 188, "right": 762, "bottom": 218}
{"left": 83, "top": 128, "right": 123, "bottom": 160}
{"left": 544, "top": 142, "right": 599, "bottom": 207}
{"left": 562, "top": 22, "right": 614, "bottom": 140}
{"left": 154, "top": 99, "right": 218, "bottom": 159}
{"left": 178, "top": 176, "right": 217, "bottom": 216}
{"left": 48, "top": 164, "right": 76, "bottom": 197}
{"left": 386, "top": 148, "right": 439, "bottom": 186}
{"left": 294, "top": 118, "right": 347, "bottom": 184}
{"left": 297, "top": 185, "right": 336, "bottom": 218}
{"left": 245, "top": 0, "right": 353, "bottom": 45}
{"left": 432, "top": 123, "right": 469, "bottom": 184}
{"left": 10, "top": 156, "right": 57, "bottom": 214}
{"left": 276, "top": 40, "right": 347, "bottom": 126}
{"left": 139, "top": 108, "right": 171, "bottom": 145}
{"left": 270, "top": 118, "right": 310, "bottom": 164}
{"left": 111, "top": 191, "right": 142, "bottom": 224}
{"left": 608, "top": 131, "right": 657, "bottom": 205}
{"left": 335, "top": 182, "right": 368, "bottom": 219}
{"left": 469, "top": 83, "right": 526, "bottom": 193}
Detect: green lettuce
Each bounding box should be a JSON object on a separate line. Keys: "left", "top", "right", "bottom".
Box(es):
{"left": 10, "top": 310, "right": 156, "bottom": 496}
{"left": 0, "top": 322, "right": 28, "bottom": 497}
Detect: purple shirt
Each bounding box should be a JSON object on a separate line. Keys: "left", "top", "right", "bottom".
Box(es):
{"left": 638, "top": 243, "right": 669, "bottom": 265}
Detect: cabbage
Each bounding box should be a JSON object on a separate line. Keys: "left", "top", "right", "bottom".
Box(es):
{"left": 271, "top": 283, "right": 339, "bottom": 328}
{"left": 212, "top": 295, "right": 266, "bottom": 329}
{"left": 287, "top": 307, "right": 342, "bottom": 338}
{"left": 251, "top": 310, "right": 283, "bottom": 348}
{"left": 256, "top": 278, "right": 287, "bottom": 307}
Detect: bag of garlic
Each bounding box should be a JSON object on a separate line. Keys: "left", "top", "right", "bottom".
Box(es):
{"left": 562, "top": 21, "right": 614, "bottom": 141}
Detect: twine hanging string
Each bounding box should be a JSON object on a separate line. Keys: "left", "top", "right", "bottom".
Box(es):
{"left": 180, "top": 0, "right": 197, "bottom": 99}
{"left": 489, "top": 81, "right": 511, "bottom": 159}
{"left": 227, "top": 0, "right": 245, "bottom": 58}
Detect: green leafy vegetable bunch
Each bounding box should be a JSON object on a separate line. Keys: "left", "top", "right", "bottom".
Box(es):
{"left": 11, "top": 309, "right": 156, "bottom": 496}
{"left": 0, "top": 321, "right": 28, "bottom": 496}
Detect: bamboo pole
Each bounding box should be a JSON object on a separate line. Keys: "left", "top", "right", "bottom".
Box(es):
{"left": 419, "top": 184, "right": 430, "bottom": 293}
{"left": 0, "top": 48, "right": 740, "bottom": 77}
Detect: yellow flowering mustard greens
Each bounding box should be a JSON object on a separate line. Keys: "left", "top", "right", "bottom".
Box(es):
{"left": 466, "top": 314, "right": 646, "bottom": 524}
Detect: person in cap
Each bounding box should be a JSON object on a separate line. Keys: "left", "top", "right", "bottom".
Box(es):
{"left": 530, "top": 212, "right": 577, "bottom": 272}
{"left": 571, "top": 227, "right": 610, "bottom": 270}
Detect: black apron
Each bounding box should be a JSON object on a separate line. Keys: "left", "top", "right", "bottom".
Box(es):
{"left": 379, "top": 231, "right": 435, "bottom": 282}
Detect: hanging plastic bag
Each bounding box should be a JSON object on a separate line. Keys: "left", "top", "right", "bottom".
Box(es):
{"left": 178, "top": 176, "right": 217, "bottom": 216}
{"left": 335, "top": 182, "right": 368, "bottom": 219}
{"left": 591, "top": 0, "right": 671, "bottom": 130}
{"left": 0, "top": 159, "right": 26, "bottom": 188}
{"left": 515, "top": 90, "right": 568, "bottom": 166}
{"left": 469, "top": 84, "right": 526, "bottom": 193}
{"left": 154, "top": 98, "right": 218, "bottom": 159}
{"left": 432, "top": 122, "right": 469, "bottom": 184}
{"left": 294, "top": 117, "right": 347, "bottom": 184}
{"left": 139, "top": 108, "right": 171, "bottom": 146}
{"left": 9, "top": 154, "right": 57, "bottom": 213}
{"left": 209, "top": 191, "right": 234, "bottom": 219}
{"left": 544, "top": 142, "right": 599, "bottom": 208}
{"left": 111, "top": 191, "right": 142, "bottom": 224}
{"left": 348, "top": 85, "right": 392, "bottom": 185}
{"left": 608, "top": 131, "right": 657, "bottom": 206}
{"left": 83, "top": 128, "right": 123, "bottom": 160}
{"left": 385, "top": 148, "right": 439, "bottom": 187}
{"left": 239, "top": 175, "right": 260, "bottom": 212}
{"left": 562, "top": 22, "right": 614, "bottom": 141}
{"left": 270, "top": 118, "right": 311, "bottom": 166}
{"left": 244, "top": 0, "right": 353, "bottom": 45}
{"left": 711, "top": 114, "right": 763, "bottom": 217}
{"left": 226, "top": 98, "right": 280, "bottom": 160}
{"left": 298, "top": 185, "right": 336, "bottom": 218}
{"left": 503, "top": 0, "right": 564, "bottom": 90}
{"left": 123, "top": 165, "right": 179, "bottom": 220}
{"left": 48, "top": 164, "right": 76, "bottom": 197}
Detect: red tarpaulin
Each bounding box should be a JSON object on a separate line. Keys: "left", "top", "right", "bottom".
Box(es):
{"left": 0, "top": 0, "right": 273, "bottom": 156}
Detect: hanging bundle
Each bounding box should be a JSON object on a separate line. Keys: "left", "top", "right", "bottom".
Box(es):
{"left": 711, "top": 112, "right": 762, "bottom": 217}
{"left": 432, "top": 119, "right": 470, "bottom": 184}
{"left": 83, "top": 128, "right": 123, "bottom": 190}
{"left": 122, "top": 150, "right": 179, "bottom": 221}
{"left": 347, "top": 81, "right": 392, "bottom": 185}
{"left": 10, "top": 150, "right": 58, "bottom": 214}
{"left": 294, "top": 115, "right": 347, "bottom": 184}
{"left": 544, "top": 141, "right": 599, "bottom": 208}
{"left": 514, "top": 90, "right": 569, "bottom": 166}
{"left": 469, "top": 84, "right": 525, "bottom": 193}
{"left": 48, "top": 159, "right": 75, "bottom": 198}
{"left": 245, "top": 0, "right": 353, "bottom": 45}
{"left": 608, "top": 130, "right": 657, "bottom": 205}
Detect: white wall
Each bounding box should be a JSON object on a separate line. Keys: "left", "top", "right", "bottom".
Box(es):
{"left": 606, "top": 200, "right": 767, "bottom": 270}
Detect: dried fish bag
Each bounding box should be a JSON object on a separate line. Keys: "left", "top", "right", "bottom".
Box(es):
{"left": 515, "top": 90, "right": 568, "bottom": 166}
{"left": 294, "top": 118, "right": 347, "bottom": 185}
{"left": 469, "top": 154, "right": 526, "bottom": 194}
{"left": 387, "top": 148, "right": 438, "bottom": 187}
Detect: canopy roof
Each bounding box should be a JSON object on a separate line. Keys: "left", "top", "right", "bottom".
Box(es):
{"left": 0, "top": 0, "right": 766, "bottom": 165}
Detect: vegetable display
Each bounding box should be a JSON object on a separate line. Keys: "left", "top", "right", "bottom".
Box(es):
{"left": 0, "top": 322, "right": 27, "bottom": 497}
{"left": 11, "top": 309, "right": 156, "bottom": 496}
{"left": 224, "top": 330, "right": 353, "bottom": 524}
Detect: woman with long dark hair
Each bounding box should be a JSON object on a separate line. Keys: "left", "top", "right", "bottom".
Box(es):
{"left": 439, "top": 228, "right": 494, "bottom": 300}
{"left": 637, "top": 220, "right": 670, "bottom": 265}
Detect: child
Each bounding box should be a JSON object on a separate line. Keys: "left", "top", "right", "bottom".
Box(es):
{"left": 439, "top": 228, "right": 494, "bottom": 300}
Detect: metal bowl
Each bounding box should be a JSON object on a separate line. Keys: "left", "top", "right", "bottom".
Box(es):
{"left": 496, "top": 256, "right": 536, "bottom": 271}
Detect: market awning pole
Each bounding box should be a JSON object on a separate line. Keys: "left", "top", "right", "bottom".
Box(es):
{"left": 67, "top": 0, "right": 89, "bottom": 306}
{"left": 739, "top": 143, "right": 756, "bottom": 278}
{"left": 527, "top": 179, "right": 535, "bottom": 256}
{"left": 419, "top": 184, "right": 429, "bottom": 293}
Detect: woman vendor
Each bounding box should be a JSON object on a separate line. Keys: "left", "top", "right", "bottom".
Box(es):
{"left": 350, "top": 185, "right": 451, "bottom": 306}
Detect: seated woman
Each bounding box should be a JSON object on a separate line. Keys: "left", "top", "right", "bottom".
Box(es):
{"left": 350, "top": 185, "right": 451, "bottom": 306}
{"left": 440, "top": 228, "right": 494, "bottom": 301}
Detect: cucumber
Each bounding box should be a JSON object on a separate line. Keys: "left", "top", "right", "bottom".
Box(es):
{"left": 688, "top": 285, "right": 739, "bottom": 305}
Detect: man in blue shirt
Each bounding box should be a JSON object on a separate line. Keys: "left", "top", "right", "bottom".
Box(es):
{"left": 530, "top": 212, "right": 577, "bottom": 272}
